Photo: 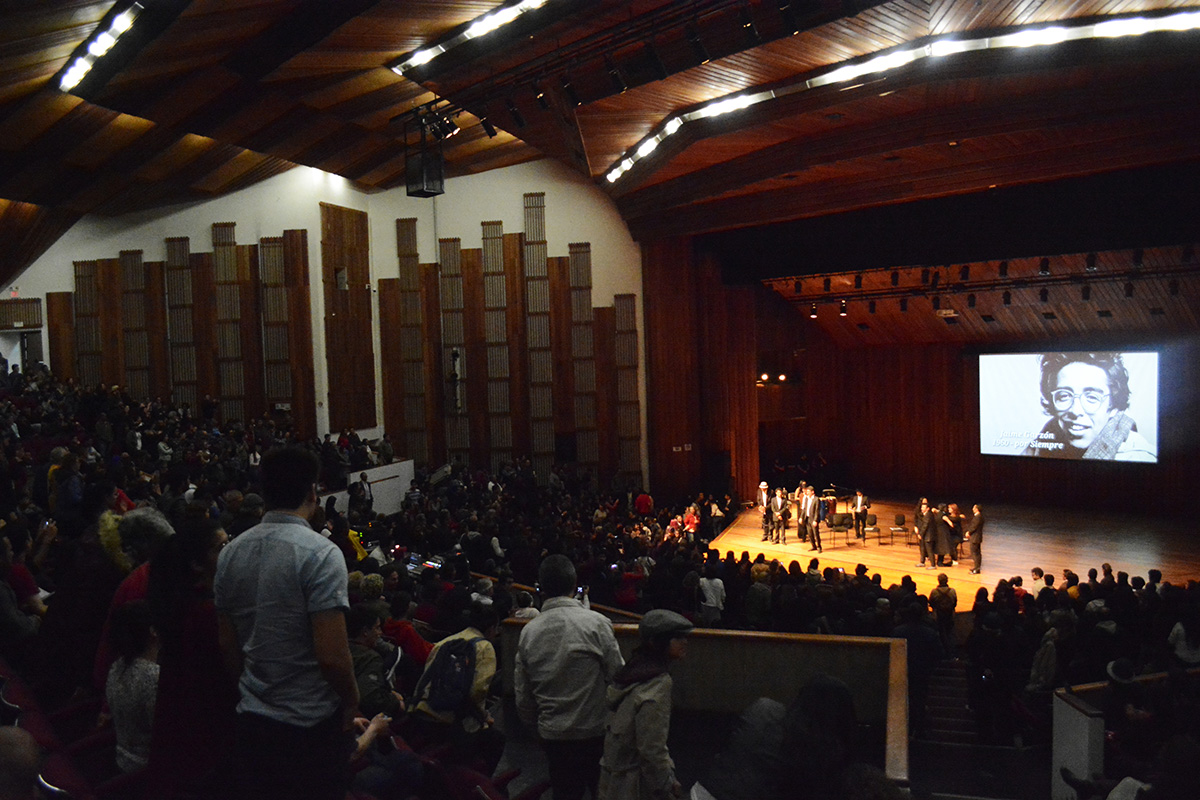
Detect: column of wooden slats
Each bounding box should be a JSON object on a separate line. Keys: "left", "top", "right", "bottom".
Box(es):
{"left": 593, "top": 306, "right": 619, "bottom": 486}
{"left": 421, "top": 262, "right": 446, "bottom": 465}
{"left": 570, "top": 243, "right": 598, "bottom": 474}
{"left": 482, "top": 221, "right": 512, "bottom": 473}
{"left": 257, "top": 231, "right": 318, "bottom": 439}
{"left": 524, "top": 193, "right": 554, "bottom": 482}
{"left": 144, "top": 262, "right": 169, "bottom": 400}
{"left": 213, "top": 223, "right": 250, "bottom": 423}
{"left": 191, "top": 251, "right": 217, "bottom": 403}
{"left": 439, "top": 239, "right": 470, "bottom": 465}
{"left": 73, "top": 261, "right": 101, "bottom": 387}
{"left": 119, "top": 250, "right": 150, "bottom": 399}
{"left": 615, "top": 294, "right": 642, "bottom": 485}
{"left": 503, "top": 233, "right": 530, "bottom": 458}
{"left": 0, "top": 300, "right": 42, "bottom": 330}
{"left": 461, "top": 246, "right": 488, "bottom": 468}
{"left": 165, "top": 238, "right": 196, "bottom": 409}
{"left": 394, "top": 219, "right": 427, "bottom": 464}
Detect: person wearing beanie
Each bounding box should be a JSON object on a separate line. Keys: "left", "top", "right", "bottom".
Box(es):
{"left": 598, "top": 609, "right": 693, "bottom": 800}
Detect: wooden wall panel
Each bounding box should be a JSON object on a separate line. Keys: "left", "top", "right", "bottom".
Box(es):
{"left": 165, "top": 238, "right": 197, "bottom": 410}
{"left": 524, "top": 193, "right": 553, "bottom": 481}
{"left": 144, "top": 261, "right": 170, "bottom": 400}
{"left": 46, "top": 292, "right": 74, "bottom": 381}
{"left": 614, "top": 294, "right": 643, "bottom": 489}
{"left": 503, "top": 233, "right": 530, "bottom": 459}
{"left": 421, "top": 262, "right": 446, "bottom": 465}
{"left": 569, "top": 243, "right": 597, "bottom": 472}
{"left": 119, "top": 250, "right": 149, "bottom": 400}
{"left": 643, "top": 238, "right": 701, "bottom": 501}
{"left": 378, "top": 279, "right": 405, "bottom": 445}
{"left": 482, "top": 221, "right": 512, "bottom": 473}
{"left": 237, "top": 244, "right": 265, "bottom": 422}
{"left": 439, "top": 239, "right": 469, "bottom": 465}
{"left": 190, "top": 251, "right": 217, "bottom": 401}
{"left": 282, "top": 229, "right": 317, "bottom": 439}
{"left": 548, "top": 255, "right": 575, "bottom": 447}
{"left": 320, "top": 202, "right": 376, "bottom": 431}
{"left": 97, "top": 258, "right": 123, "bottom": 388}
{"left": 594, "top": 306, "right": 618, "bottom": 486}
{"left": 460, "top": 246, "right": 488, "bottom": 469}
{"left": 395, "top": 218, "right": 427, "bottom": 464}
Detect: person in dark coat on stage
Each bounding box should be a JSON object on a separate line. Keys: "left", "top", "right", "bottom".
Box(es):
{"left": 914, "top": 500, "right": 935, "bottom": 569}
{"left": 965, "top": 504, "right": 984, "bottom": 574}
{"left": 934, "top": 503, "right": 955, "bottom": 567}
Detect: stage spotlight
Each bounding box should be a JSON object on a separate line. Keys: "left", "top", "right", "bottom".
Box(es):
{"left": 505, "top": 98, "right": 525, "bottom": 128}
{"left": 534, "top": 83, "right": 550, "bottom": 109}
{"left": 932, "top": 296, "right": 940, "bottom": 310}
{"left": 740, "top": 5, "right": 762, "bottom": 46}
{"left": 605, "top": 56, "right": 627, "bottom": 94}
{"left": 793, "top": 280, "right": 802, "bottom": 294}
{"left": 891, "top": 271, "right": 899, "bottom": 286}
{"left": 1086, "top": 252, "right": 1098, "bottom": 272}
{"left": 921, "top": 268, "right": 929, "bottom": 284}
{"left": 1081, "top": 284, "right": 1091, "bottom": 301}
{"left": 687, "top": 25, "right": 711, "bottom": 65}
{"left": 854, "top": 274, "right": 862, "bottom": 289}
{"left": 1039, "top": 287, "right": 1049, "bottom": 303}
{"left": 1132, "top": 248, "right": 1144, "bottom": 268}
{"left": 1125, "top": 281, "right": 1134, "bottom": 298}
{"left": 998, "top": 260, "right": 1008, "bottom": 278}
{"left": 778, "top": 374, "right": 787, "bottom": 382}
{"left": 777, "top": 0, "right": 801, "bottom": 34}
{"left": 960, "top": 264, "right": 970, "bottom": 281}
{"left": 899, "top": 297, "right": 908, "bottom": 312}
{"left": 644, "top": 41, "right": 669, "bottom": 80}
{"left": 1039, "top": 258, "right": 1050, "bottom": 276}
{"left": 930, "top": 272, "right": 940, "bottom": 289}
{"left": 562, "top": 77, "right": 581, "bottom": 107}
{"left": 967, "top": 293, "right": 976, "bottom": 308}
{"left": 823, "top": 277, "right": 831, "bottom": 292}
{"left": 868, "top": 300, "right": 876, "bottom": 314}
{"left": 809, "top": 303, "right": 817, "bottom": 318}
{"left": 839, "top": 299, "right": 848, "bottom": 316}
{"left": 761, "top": 372, "right": 770, "bottom": 381}
{"left": 481, "top": 117, "right": 498, "bottom": 138}
{"left": 1003, "top": 290, "right": 1011, "bottom": 306}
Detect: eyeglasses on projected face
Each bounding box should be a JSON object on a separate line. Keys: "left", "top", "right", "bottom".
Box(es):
{"left": 1050, "top": 388, "right": 1110, "bottom": 412}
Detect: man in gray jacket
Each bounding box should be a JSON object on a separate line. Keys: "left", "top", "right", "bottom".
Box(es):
{"left": 516, "top": 555, "right": 623, "bottom": 799}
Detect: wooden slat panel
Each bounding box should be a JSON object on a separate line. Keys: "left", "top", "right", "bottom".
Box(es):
{"left": 320, "top": 202, "right": 376, "bottom": 431}
{"left": 190, "top": 251, "right": 218, "bottom": 402}
{"left": 46, "top": 292, "right": 74, "bottom": 381}
{"left": 421, "top": 261, "right": 446, "bottom": 466}
{"left": 461, "top": 247, "right": 488, "bottom": 468}
{"left": 548, "top": 255, "right": 574, "bottom": 444}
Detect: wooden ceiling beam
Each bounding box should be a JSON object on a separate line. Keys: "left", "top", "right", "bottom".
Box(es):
{"left": 627, "top": 113, "right": 1200, "bottom": 240}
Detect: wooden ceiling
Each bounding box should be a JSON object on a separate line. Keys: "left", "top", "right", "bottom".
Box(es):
{"left": 763, "top": 243, "right": 1200, "bottom": 347}
{"left": 2, "top": 0, "right": 1200, "bottom": 297}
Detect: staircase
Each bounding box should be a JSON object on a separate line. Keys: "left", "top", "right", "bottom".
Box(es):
{"left": 924, "top": 659, "right": 979, "bottom": 745}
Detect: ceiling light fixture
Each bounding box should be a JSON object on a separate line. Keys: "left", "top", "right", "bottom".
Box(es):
{"left": 481, "top": 117, "right": 498, "bottom": 138}
{"left": 839, "top": 299, "right": 848, "bottom": 316}
{"left": 602, "top": 9, "right": 1200, "bottom": 186}
{"left": 534, "top": 83, "right": 550, "bottom": 109}
{"left": 505, "top": 98, "right": 525, "bottom": 128}
{"left": 777, "top": 0, "right": 801, "bottom": 35}
{"left": 644, "top": 40, "right": 670, "bottom": 81}
{"left": 606, "top": 56, "right": 628, "bottom": 94}
{"left": 809, "top": 303, "right": 818, "bottom": 318}
{"left": 59, "top": 2, "right": 144, "bottom": 92}
{"left": 740, "top": 5, "right": 762, "bottom": 46}
{"left": 393, "top": 0, "right": 552, "bottom": 75}
{"left": 562, "top": 77, "right": 581, "bottom": 107}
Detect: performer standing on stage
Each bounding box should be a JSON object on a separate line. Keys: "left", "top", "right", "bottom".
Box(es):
{"left": 965, "top": 504, "right": 984, "bottom": 574}
{"left": 757, "top": 481, "right": 771, "bottom": 542}
{"left": 851, "top": 490, "right": 871, "bottom": 542}
{"left": 771, "top": 488, "right": 790, "bottom": 545}
{"left": 800, "top": 486, "right": 822, "bottom": 552}
{"left": 914, "top": 499, "right": 935, "bottom": 569}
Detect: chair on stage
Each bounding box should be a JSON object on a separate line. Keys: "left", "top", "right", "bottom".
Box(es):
{"left": 830, "top": 513, "right": 851, "bottom": 545}
{"left": 865, "top": 513, "right": 884, "bottom": 544}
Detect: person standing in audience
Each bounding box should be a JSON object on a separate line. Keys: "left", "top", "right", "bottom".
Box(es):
{"left": 598, "top": 609, "right": 692, "bottom": 800}
{"left": 215, "top": 447, "right": 358, "bottom": 800}
{"left": 516, "top": 554, "right": 623, "bottom": 800}
{"left": 965, "top": 504, "right": 985, "bottom": 574}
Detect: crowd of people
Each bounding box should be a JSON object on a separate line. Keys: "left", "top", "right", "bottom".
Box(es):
{"left": 0, "top": 366, "right": 1197, "bottom": 800}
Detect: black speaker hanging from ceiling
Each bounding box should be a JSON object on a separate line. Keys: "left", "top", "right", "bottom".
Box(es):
{"left": 405, "top": 112, "right": 445, "bottom": 198}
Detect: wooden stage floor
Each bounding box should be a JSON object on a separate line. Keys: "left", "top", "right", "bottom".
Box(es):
{"left": 711, "top": 498, "right": 1200, "bottom": 598}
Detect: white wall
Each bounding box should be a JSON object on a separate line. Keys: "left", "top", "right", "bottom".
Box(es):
{"left": 13, "top": 158, "right": 648, "bottom": 478}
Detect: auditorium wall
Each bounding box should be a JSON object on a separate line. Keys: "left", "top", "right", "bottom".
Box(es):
{"left": 13, "top": 159, "right": 648, "bottom": 480}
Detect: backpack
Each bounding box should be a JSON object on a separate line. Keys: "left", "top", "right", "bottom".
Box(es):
{"left": 412, "top": 636, "right": 485, "bottom": 722}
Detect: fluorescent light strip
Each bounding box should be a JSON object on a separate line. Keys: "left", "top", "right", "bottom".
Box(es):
{"left": 394, "top": 0, "right": 551, "bottom": 75}
{"left": 604, "top": 10, "right": 1200, "bottom": 184}
{"left": 60, "top": 3, "right": 143, "bottom": 91}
